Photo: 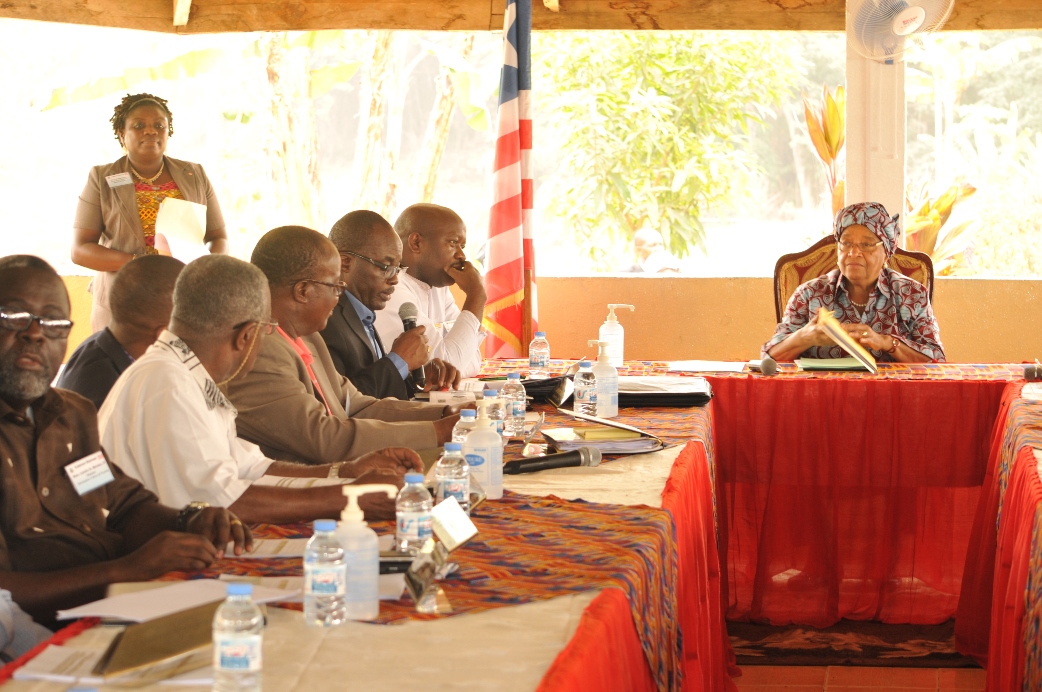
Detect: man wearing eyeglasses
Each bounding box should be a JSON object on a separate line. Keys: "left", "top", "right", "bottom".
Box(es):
{"left": 100, "top": 254, "right": 422, "bottom": 524}
{"left": 0, "top": 255, "right": 250, "bottom": 623}
{"left": 220, "top": 227, "right": 462, "bottom": 465}
{"left": 319, "top": 210, "right": 461, "bottom": 400}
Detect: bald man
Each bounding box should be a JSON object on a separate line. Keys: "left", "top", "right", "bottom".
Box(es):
{"left": 373, "top": 204, "right": 486, "bottom": 379}
{"left": 57, "top": 255, "right": 184, "bottom": 409}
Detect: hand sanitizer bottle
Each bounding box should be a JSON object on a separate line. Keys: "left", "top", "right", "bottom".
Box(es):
{"left": 599, "top": 304, "right": 635, "bottom": 367}
{"left": 462, "top": 397, "right": 503, "bottom": 500}
{"left": 336, "top": 484, "right": 398, "bottom": 621}
{"left": 588, "top": 339, "right": 619, "bottom": 418}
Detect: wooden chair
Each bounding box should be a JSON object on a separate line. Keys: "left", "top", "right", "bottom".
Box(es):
{"left": 773, "top": 236, "right": 934, "bottom": 322}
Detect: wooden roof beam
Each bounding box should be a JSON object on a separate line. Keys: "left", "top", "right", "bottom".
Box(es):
{"left": 2, "top": 0, "right": 1042, "bottom": 34}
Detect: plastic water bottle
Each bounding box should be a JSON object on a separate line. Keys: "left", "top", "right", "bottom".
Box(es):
{"left": 574, "top": 360, "right": 597, "bottom": 416}
{"left": 483, "top": 389, "right": 505, "bottom": 438}
{"left": 303, "top": 519, "right": 346, "bottom": 627}
{"left": 589, "top": 339, "right": 619, "bottom": 418}
{"left": 528, "top": 332, "right": 551, "bottom": 378}
{"left": 435, "top": 442, "right": 470, "bottom": 514}
{"left": 452, "top": 409, "right": 477, "bottom": 443}
{"left": 212, "top": 582, "right": 263, "bottom": 692}
{"left": 395, "top": 473, "right": 433, "bottom": 554}
{"left": 500, "top": 373, "right": 527, "bottom": 437}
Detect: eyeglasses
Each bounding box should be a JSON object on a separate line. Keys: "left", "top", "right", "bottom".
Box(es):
{"left": 838, "top": 239, "right": 885, "bottom": 254}
{"left": 234, "top": 320, "right": 279, "bottom": 335}
{"left": 0, "top": 308, "right": 74, "bottom": 339}
{"left": 342, "top": 251, "right": 407, "bottom": 280}
{"left": 291, "top": 278, "right": 349, "bottom": 296}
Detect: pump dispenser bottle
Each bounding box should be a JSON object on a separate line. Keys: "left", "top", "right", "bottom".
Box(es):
{"left": 588, "top": 339, "right": 619, "bottom": 418}
{"left": 599, "top": 304, "right": 635, "bottom": 367}
{"left": 462, "top": 396, "right": 503, "bottom": 500}
{"left": 336, "top": 484, "right": 397, "bottom": 621}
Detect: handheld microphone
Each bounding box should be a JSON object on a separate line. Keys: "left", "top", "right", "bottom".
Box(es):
{"left": 760, "top": 356, "right": 778, "bottom": 376}
{"left": 398, "top": 302, "right": 425, "bottom": 389}
{"left": 503, "top": 447, "right": 602, "bottom": 475}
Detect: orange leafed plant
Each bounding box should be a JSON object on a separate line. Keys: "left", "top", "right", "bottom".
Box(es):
{"left": 904, "top": 181, "right": 979, "bottom": 276}
{"left": 803, "top": 84, "right": 846, "bottom": 215}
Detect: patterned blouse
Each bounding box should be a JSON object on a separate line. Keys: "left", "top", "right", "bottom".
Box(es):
{"left": 134, "top": 180, "right": 184, "bottom": 254}
{"left": 764, "top": 267, "right": 946, "bottom": 362}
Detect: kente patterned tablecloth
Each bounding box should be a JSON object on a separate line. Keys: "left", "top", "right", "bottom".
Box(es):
{"left": 167, "top": 491, "right": 684, "bottom": 692}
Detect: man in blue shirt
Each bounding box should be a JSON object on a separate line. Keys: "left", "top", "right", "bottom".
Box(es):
{"left": 57, "top": 255, "right": 184, "bottom": 409}
{"left": 319, "top": 211, "right": 460, "bottom": 400}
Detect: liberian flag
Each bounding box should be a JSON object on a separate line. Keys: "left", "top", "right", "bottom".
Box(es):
{"left": 483, "top": 0, "right": 536, "bottom": 358}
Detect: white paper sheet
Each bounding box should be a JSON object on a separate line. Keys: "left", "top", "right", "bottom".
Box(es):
{"left": 223, "top": 535, "right": 394, "bottom": 557}
{"left": 56, "top": 579, "right": 297, "bottom": 622}
{"left": 667, "top": 360, "right": 747, "bottom": 373}
{"left": 13, "top": 645, "right": 213, "bottom": 686}
{"left": 155, "top": 197, "right": 208, "bottom": 262}
{"left": 217, "top": 573, "right": 406, "bottom": 601}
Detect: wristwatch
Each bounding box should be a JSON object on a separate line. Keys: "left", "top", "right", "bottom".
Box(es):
{"left": 176, "top": 501, "right": 211, "bottom": 531}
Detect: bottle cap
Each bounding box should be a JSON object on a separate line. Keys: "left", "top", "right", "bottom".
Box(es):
{"left": 460, "top": 409, "right": 476, "bottom": 419}
{"left": 444, "top": 442, "right": 462, "bottom": 451}
{"left": 482, "top": 389, "right": 498, "bottom": 397}
{"left": 226, "top": 582, "right": 253, "bottom": 596}
{"left": 535, "top": 331, "right": 546, "bottom": 337}
{"left": 313, "top": 519, "right": 336, "bottom": 532}
{"left": 579, "top": 360, "right": 591, "bottom": 367}
{"left": 404, "top": 472, "right": 424, "bottom": 483}
{"left": 507, "top": 372, "right": 520, "bottom": 380}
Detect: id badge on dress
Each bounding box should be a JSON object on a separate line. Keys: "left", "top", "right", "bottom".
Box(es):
{"left": 64, "top": 451, "right": 116, "bottom": 495}
{"left": 105, "top": 172, "right": 133, "bottom": 188}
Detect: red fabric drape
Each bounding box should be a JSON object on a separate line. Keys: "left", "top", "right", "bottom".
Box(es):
{"left": 536, "top": 588, "right": 655, "bottom": 692}
{"left": 955, "top": 381, "right": 1026, "bottom": 664}
{"left": 661, "top": 441, "right": 740, "bottom": 691}
{"left": 984, "top": 445, "right": 1041, "bottom": 691}
{"left": 708, "top": 376, "right": 1007, "bottom": 627}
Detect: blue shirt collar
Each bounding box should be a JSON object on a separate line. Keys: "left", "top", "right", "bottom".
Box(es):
{"left": 344, "top": 291, "right": 376, "bottom": 327}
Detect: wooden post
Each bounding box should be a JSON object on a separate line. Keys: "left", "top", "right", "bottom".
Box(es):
{"left": 522, "top": 268, "right": 534, "bottom": 357}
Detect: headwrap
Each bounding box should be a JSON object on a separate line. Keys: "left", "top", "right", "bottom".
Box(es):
{"left": 833, "top": 202, "right": 900, "bottom": 258}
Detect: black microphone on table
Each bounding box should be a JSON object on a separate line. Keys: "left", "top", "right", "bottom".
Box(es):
{"left": 1026, "top": 360, "right": 1042, "bottom": 382}
{"left": 398, "top": 302, "right": 426, "bottom": 389}
{"left": 503, "top": 447, "right": 602, "bottom": 475}
{"left": 760, "top": 356, "right": 778, "bottom": 376}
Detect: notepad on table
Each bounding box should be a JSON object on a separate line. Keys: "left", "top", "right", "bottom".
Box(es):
{"left": 795, "top": 357, "right": 871, "bottom": 372}
{"left": 574, "top": 426, "right": 642, "bottom": 441}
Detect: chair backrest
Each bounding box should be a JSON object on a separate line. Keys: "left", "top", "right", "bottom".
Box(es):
{"left": 773, "top": 236, "right": 935, "bottom": 322}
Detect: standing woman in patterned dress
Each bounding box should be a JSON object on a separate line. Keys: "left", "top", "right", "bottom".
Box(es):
{"left": 764, "top": 201, "right": 945, "bottom": 363}
{"left": 72, "top": 93, "right": 227, "bottom": 332}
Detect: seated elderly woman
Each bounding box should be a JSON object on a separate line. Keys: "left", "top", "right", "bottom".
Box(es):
{"left": 764, "top": 202, "right": 945, "bottom": 363}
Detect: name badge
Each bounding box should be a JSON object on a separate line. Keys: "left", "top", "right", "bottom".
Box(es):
{"left": 105, "top": 172, "right": 133, "bottom": 188}
{"left": 65, "top": 451, "right": 115, "bottom": 495}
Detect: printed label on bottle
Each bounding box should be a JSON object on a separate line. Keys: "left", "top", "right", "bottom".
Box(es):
{"left": 305, "top": 564, "right": 346, "bottom": 596}
{"left": 213, "top": 633, "right": 262, "bottom": 672}
{"left": 396, "top": 511, "right": 433, "bottom": 542}
{"left": 510, "top": 401, "right": 525, "bottom": 417}
{"left": 575, "top": 382, "right": 596, "bottom": 404}
{"left": 465, "top": 453, "right": 485, "bottom": 467}
{"left": 529, "top": 354, "right": 549, "bottom": 368}
{"left": 438, "top": 480, "right": 468, "bottom": 504}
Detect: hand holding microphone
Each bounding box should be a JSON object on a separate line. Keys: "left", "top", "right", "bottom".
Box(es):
{"left": 394, "top": 302, "right": 429, "bottom": 388}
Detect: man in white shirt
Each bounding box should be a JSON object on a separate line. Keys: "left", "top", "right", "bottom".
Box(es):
{"left": 99, "top": 255, "right": 420, "bottom": 523}
{"left": 375, "top": 204, "right": 486, "bottom": 378}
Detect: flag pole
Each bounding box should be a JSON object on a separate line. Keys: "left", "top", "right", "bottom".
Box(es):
{"left": 522, "top": 268, "right": 533, "bottom": 357}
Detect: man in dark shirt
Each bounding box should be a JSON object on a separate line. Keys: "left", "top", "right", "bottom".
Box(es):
{"left": 319, "top": 211, "right": 459, "bottom": 399}
{"left": 0, "top": 254, "right": 249, "bottom": 623}
{"left": 57, "top": 255, "right": 184, "bottom": 409}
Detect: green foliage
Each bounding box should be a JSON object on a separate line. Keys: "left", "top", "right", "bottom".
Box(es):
{"left": 535, "top": 32, "right": 800, "bottom": 268}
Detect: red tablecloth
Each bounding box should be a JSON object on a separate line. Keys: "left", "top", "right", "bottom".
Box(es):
{"left": 955, "top": 382, "right": 1034, "bottom": 663}
{"left": 982, "top": 445, "right": 1041, "bottom": 691}
{"left": 707, "top": 374, "right": 1009, "bottom": 627}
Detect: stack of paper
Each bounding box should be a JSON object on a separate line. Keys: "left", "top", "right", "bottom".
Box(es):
{"left": 795, "top": 357, "right": 870, "bottom": 372}
{"left": 542, "top": 409, "right": 663, "bottom": 454}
